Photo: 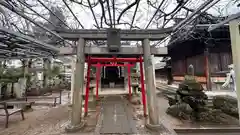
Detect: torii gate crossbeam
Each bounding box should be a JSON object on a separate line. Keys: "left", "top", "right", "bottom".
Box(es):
{"left": 55, "top": 28, "right": 172, "bottom": 41}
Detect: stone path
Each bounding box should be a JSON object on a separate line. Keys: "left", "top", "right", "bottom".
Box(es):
{"left": 96, "top": 96, "right": 137, "bottom": 134}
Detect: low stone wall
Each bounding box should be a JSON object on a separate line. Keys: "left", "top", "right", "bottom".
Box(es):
{"left": 27, "top": 86, "right": 64, "bottom": 96}
{"left": 156, "top": 77, "right": 234, "bottom": 91}
{"left": 213, "top": 95, "right": 238, "bottom": 118}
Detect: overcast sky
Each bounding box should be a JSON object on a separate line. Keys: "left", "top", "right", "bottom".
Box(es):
{"left": 70, "top": 0, "right": 239, "bottom": 29}
{"left": 26, "top": 0, "right": 240, "bottom": 29}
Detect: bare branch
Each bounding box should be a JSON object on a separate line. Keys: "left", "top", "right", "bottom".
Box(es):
{"left": 117, "top": 0, "right": 139, "bottom": 24}
{"left": 86, "top": 0, "right": 100, "bottom": 28}
{"left": 130, "top": 0, "right": 140, "bottom": 29}
{"left": 106, "top": 0, "right": 113, "bottom": 27}
{"left": 70, "top": 0, "right": 99, "bottom": 8}
{"left": 99, "top": 0, "right": 111, "bottom": 27}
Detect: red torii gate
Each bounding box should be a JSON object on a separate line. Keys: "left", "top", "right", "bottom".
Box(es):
{"left": 84, "top": 56, "right": 147, "bottom": 117}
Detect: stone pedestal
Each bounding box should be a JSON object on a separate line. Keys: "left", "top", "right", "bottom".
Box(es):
{"left": 6, "top": 83, "right": 12, "bottom": 97}
{"left": 13, "top": 83, "right": 21, "bottom": 98}
{"left": 18, "top": 78, "right": 26, "bottom": 98}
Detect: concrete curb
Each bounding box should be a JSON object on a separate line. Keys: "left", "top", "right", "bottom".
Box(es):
{"left": 174, "top": 127, "right": 240, "bottom": 133}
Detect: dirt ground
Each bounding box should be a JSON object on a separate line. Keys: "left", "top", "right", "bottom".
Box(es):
{"left": 0, "top": 105, "right": 69, "bottom": 135}
{"left": 0, "top": 104, "right": 100, "bottom": 135}
{"left": 0, "top": 90, "right": 98, "bottom": 135}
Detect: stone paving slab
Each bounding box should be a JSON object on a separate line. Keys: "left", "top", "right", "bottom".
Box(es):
{"left": 98, "top": 96, "right": 137, "bottom": 134}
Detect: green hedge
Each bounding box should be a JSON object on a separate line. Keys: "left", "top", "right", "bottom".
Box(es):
{"left": 0, "top": 69, "right": 32, "bottom": 84}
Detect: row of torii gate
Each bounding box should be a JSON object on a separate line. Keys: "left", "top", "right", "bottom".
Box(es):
{"left": 83, "top": 57, "right": 146, "bottom": 116}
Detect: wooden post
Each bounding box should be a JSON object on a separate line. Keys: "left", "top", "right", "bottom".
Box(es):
{"left": 229, "top": 20, "right": 240, "bottom": 124}
{"left": 204, "top": 48, "right": 212, "bottom": 90}
{"left": 139, "top": 57, "right": 147, "bottom": 117}
{"left": 96, "top": 63, "right": 101, "bottom": 100}
{"left": 127, "top": 64, "right": 132, "bottom": 100}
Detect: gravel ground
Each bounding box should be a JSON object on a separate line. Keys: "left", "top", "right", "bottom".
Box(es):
{"left": 0, "top": 105, "right": 69, "bottom": 135}
{"left": 0, "top": 91, "right": 97, "bottom": 135}
{"left": 0, "top": 104, "right": 99, "bottom": 135}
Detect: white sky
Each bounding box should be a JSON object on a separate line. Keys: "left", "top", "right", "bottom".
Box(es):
{"left": 19, "top": 0, "right": 238, "bottom": 47}
{"left": 23, "top": 0, "right": 240, "bottom": 29}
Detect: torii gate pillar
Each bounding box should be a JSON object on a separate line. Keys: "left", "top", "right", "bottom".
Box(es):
{"left": 229, "top": 20, "right": 240, "bottom": 124}
{"left": 70, "top": 56, "right": 76, "bottom": 104}
{"left": 142, "top": 39, "right": 160, "bottom": 127}
{"left": 66, "top": 38, "right": 85, "bottom": 132}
